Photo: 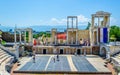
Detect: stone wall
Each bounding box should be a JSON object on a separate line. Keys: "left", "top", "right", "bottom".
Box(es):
{"left": 32, "top": 46, "right": 93, "bottom": 55}
{"left": 92, "top": 46, "right": 100, "bottom": 55}
{"left": 78, "top": 30, "right": 89, "bottom": 41}
{"left": 109, "top": 46, "right": 120, "bottom": 55}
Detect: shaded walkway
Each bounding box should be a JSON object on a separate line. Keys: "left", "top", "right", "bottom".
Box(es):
{"left": 72, "top": 55, "right": 97, "bottom": 72}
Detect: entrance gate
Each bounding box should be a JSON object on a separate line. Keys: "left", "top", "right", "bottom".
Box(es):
{"left": 60, "top": 49, "right": 63, "bottom": 54}
{"left": 77, "top": 49, "right": 81, "bottom": 55}
{"left": 43, "top": 49, "right": 46, "bottom": 54}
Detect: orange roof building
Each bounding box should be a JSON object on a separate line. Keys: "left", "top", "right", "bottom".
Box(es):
{"left": 57, "top": 33, "right": 66, "bottom": 40}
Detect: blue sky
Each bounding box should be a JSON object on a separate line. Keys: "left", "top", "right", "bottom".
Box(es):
{"left": 0, "top": 0, "right": 120, "bottom": 27}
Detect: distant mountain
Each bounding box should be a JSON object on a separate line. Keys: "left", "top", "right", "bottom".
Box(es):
{"left": 0, "top": 25, "right": 87, "bottom": 32}
{"left": 0, "top": 25, "right": 14, "bottom": 32}
{"left": 30, "top": 25, "right": 87, "bottom": 32}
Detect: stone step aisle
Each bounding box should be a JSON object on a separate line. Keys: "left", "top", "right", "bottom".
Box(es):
{"left": 67, "top": 55, "right": 77, "bottom": 71}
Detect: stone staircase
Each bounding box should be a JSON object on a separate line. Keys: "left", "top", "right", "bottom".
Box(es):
{"left": 114, "top": 53, "right": 120, "bottom": 59}
{"left": 0, "top": 47, "right": 14, "bottom": 75}
{"left": 111, "top": 52, "right": 120, "bottom": 73}
{"left": 0, "top": 48, "right": 13, "bottom": 65}
{"left": 112, "top": 51, "right": 120, "bottom": 58}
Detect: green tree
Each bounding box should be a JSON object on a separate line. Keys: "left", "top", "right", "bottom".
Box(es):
{"left": 1, "top": 40, "right": 6, "bottom": 45}
{"left": 33, "top": 34, "right": 38, "bottom": 39}
{"left": 0, "top": 31, "right": 2, "bottom": 35}
{"left": 110, "top": 25, "right": 120, "bottom": 41}
{"left": 86, "top": 22, "right": 91, "bottom": 30}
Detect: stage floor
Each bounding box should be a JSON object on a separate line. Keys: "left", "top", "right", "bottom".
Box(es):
{"left": 15, "top": 55, "right": 110, "bottom": 72}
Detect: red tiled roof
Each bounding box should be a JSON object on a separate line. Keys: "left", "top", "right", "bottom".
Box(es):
{"left": 57, "top": 33, "right": 66, "bottom": 40}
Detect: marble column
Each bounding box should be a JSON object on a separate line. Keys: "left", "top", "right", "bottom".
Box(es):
{"left": 84, "top": 47, "right": 86, "bottom": 56}
{"left": 75, "top": 48, "right": 77, "bottom": 56}
{"left": 72, "top": 37, "right": 73, "bottom": 44}
{"left": 76, "top": 17, "right": 78, "bottom": 29}
{"left": 19, "top": 31, "right": 21, "bottom": 43}
{"left": 97, "top": 29, "right": 99, "bottom": 45}
{"left": 31, "top": 30, "right": 33, "bottom": 44}
{"left": 98, "top": 17, "right": 100, "bottom": 27}
{"left": 106, "top": 51, "right": 110, "bottom": 59}
{"left": 50, "top": 37, "right": 52, "bottom": 45}
{"left": 67, "top": 17, "right": 69, "bottom": 28}
{"left": 67, "top": 31, "right": 68, "bottom": 45}
{"left": 53, "top": 47, "right": 56, "bottom": 54}
{"left": 76, "top": 31, "right": 78, "bottom": 45}
{"left": 93, "top": 31, "right": 94, "bottom": 45}
{"left": 80, "top": 48, "right": 82, "bottom": 55}
{"left": 24, "top": 31, "right": 26, "bottom": 43}
{"left": 92, "top": 16, "right": 94, "bottom": 27}
{"left": 14, "top": 30, "right": 16, "bottom": 43}
{"left": 72, "top": 18, "right": 73, "bottom": 28}
{"left": 46, "top": 38, "right": 48, "bottom": 45}
{"left": 89, "top": 27, "right": 92, "bottom": 46}
{"left": 108, "top": 17, "right": 110, "bottom": 43}
{"left": 108, "top": 16, "right": 110, "bottom": 27}
{"left": 29, "top": 29, "right": 33, "bottom": 44}
{"left": 108, "top": 28, "right": 110, "bottom": 43}
{"left": 90, "top": 46, "right": 92, "bottom": 54}
{"left": 55, "top": 35, "right": 57, "bottom": 45}
{"left": 103, "top": 15, "right": 106, "bottom": 26}
{"left": 28, "top": 30, "right": 30, "bottom": 43}
{"left": 15, "top": 45, "right": 19, "bottom": 60}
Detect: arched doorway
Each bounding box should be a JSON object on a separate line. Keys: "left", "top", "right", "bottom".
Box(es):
{"left": 101, "top": 47, "right": 107, "bottom": 57}
{"left": 77, "top": 49, "right": 81, "bottom": 55}
{"left": 60, "top": 49, "right": 63, "bottom": 54}
{"left": 43, "top": 49, "right": 47, "bottom": 54}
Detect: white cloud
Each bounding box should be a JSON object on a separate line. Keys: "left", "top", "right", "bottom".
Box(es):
{"left": 49, "top": 18, "right": 67, "bottom": 25}
{"left": 14, "top": 15, "right": 90, "bottom": 27}
{"left": 40, "top": 16, "right": 118, "bottom": 26}
{"left": 51, "top": 18, "right": 59, "bottom": 24}
{"left": 77, "top": 15, "right": 90, "bottom": 23}
{"left": 110, "top": 17, "right": 117, "bottom": 25}
{"left": 46, "top": 14, "right": 90, "bottom": 26}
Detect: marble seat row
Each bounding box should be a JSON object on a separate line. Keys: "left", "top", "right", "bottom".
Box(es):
{"left": 0, "top": 48, "right": 13, "bottom": 65}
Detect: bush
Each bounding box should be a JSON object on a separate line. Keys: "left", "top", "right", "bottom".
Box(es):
{"left": 1, "top": 40, "right": 6, "bottom": 45}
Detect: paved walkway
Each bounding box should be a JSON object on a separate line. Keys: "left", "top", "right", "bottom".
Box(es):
{"left": 86, "top": 55, "right": 110, "bottom": 72}
{"left": 72, "top": 55, "right": 97, "bottom": 72}
{"left": 46, "top": 56, "right": 70, "bottom": 71}
{"left": 67, "top": 55, "right": 77, "bottom": 71}
{"left": 15, "top": 57, "right": 32, "bottom": 70}
{"left": 44, "top": 56, "right": 53, "bottom": 70}
{"left": 15, "top": 55, "right": 111, "bottom": 72}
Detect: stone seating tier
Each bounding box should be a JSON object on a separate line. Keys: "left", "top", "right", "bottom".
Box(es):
{"left": 0, "top": 48, "right": 13, "bottom": 65}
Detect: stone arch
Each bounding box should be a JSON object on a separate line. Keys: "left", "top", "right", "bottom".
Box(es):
{"left": 100, "top": 47, "right": 107, "bottom": 57}
{"left": 100, "top": 44, "right": 111, "bottom": 59}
